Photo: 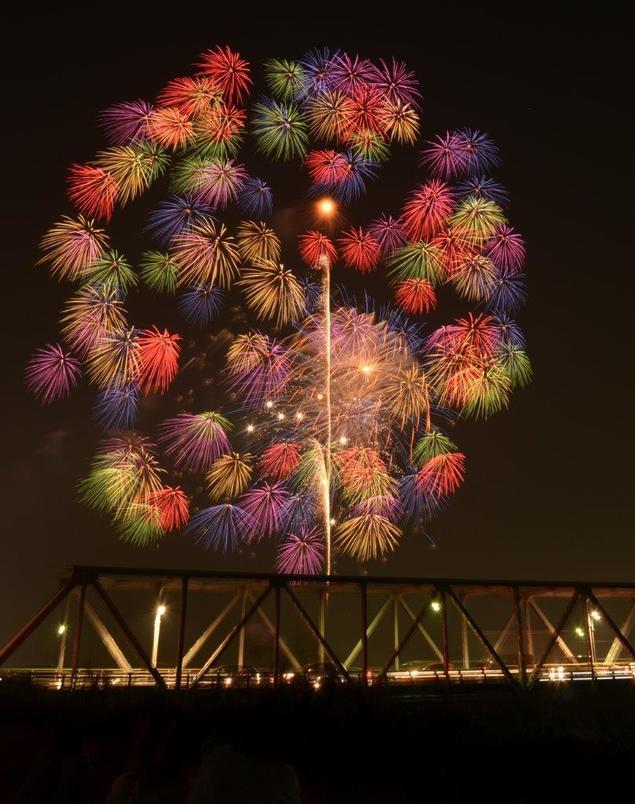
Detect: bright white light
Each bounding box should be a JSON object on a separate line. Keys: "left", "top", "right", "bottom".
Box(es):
{"left": 590, "top": 610, "right": 601, "bottom": 622}
{"left": 224, "top": 677, "right": 232, "bottom": 687}
{"left": 246, "top": 424, "right": 255, "bottom": 433}
{"left": 329, "top": 518, "right": 336, "bottom": 526}
{"left": 338, "top": 436, "right": 348, "bottom": 445}
{"left": 431, "top": 600, "right": 442, "bottom": 613}
{"left": 157, "top": 605, "right": 167, "bottom": 616}
{"left": 265, "top": 400, "right": 273, "bottom": 409}
{"left": 295, "top": 412, "right": 304, "bottom": 420}
{"left": 57, "top": 624, "right": 67, "bottom": 636}
{"left": 317, "top": 393, "right": 324, "bottom": 401}
{"left": 277, "top": 412, "right": 285, "bottom": 420}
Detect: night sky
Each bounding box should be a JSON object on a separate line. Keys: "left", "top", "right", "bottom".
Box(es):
{"left": 1, "top": 14, "right": 631, "bottom": 644}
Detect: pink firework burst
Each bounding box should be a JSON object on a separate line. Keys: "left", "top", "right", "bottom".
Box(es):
{"left": 368, "top": 214, "right": 407, "bottom": 257}
{"left": 401, "top": 180, "right": 454, "bottom": 241}
{"left": 276, "top": 525, "right": 324, "bottom": 575}
{"left": 137, "top": 326, "right": 181, "bottom": 395}
{"left": 98, "top": 99, "right": 154, "bottom": 145}
{"left": 159, "top": 411, "right": 231, "bottom": 473}
{"left": 26, "top": 343, "right": 81, "bottom": 404}
{"left": 240, "top": 482, "right": 289, "bottom": 541}
{"left": 369, "top": 58, "right": 421, "bottom": 108}
{"left": 194, "top": 159, "right": 248, "bottom": 209}
{"left": 226, "top": 335, "right": 291, "bottom": 406}
{"left": 484, "top": 224, "right": 526, "bottom": 272}
{"left": 331, "top": 53, "right": 376, "bottom": 96}
{"left": 419, "top": 131, "right": 470, "bottom": 179}
{"left": 196, "top": 45, "right": 252, "bottom": 104}
{"left": 338, "top": 226, "right": 381, "bottom": 272}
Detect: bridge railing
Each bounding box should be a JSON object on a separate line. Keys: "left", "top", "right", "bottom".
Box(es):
{"left": 1, "top": 566, "right": 634, "bottom": 692}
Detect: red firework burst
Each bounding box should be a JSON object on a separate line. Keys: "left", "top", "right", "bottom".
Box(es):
{"left": 346, "top": 85, "right": 389, "bottom": 135}
{"left": 147, "top": 107, "right": 194, "bottom": 149}
{"left": 305, "top": 149, "right": 348, "bottom": 185}
{"left": 298, "top": 230, "right": 338, "bottom": 269}
{"left": 259, "top": 442, "right": 301, "bottom": 481}
{"left": 157, "top": 76, "right": 221, "bottom": 116}
{"left": 147, "top": 486, "right": 190, "bottom": 531}
{"left": 338, "top": 226, "right": 381, "bottom": 272}
{"left": 416, "top": 452, "right": 465, "bottom": 498}
{"left": 394, "top": 279, "right": 437, "bottom": 315}
{"left": 196, "top": 45, "right": 252, "bottom": 104}
{"left": 137, "top": 326, "right": 181, "bottom": 394}
{"left": 432, "top": 228, "right": 475, "bottom": 276}
{"left": 67, "top": 165, "right": 119, "bottom": 222}
{"left": 401, "top": 180, "right": 454, "bottom": 241}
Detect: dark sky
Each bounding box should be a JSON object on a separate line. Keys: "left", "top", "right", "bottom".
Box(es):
{"left": 1, "top": 13, "right": 632, "bottom": 644}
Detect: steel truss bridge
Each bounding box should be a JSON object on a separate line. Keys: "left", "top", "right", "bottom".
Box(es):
{"left": 1, "top": 566, "right": 634, "bottom": 693}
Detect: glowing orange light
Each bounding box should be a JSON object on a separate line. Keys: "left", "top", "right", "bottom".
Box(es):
{"left": 317, "top": 197, "right": 336, "bottom": 217}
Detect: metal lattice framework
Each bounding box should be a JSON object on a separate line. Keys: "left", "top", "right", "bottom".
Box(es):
{"left": 1, "top": 566, "right": 635, "bottom": 692}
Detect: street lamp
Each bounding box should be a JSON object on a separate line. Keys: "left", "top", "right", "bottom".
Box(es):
{"left": 152, "top": 604, "right": 167, "bottom": 667}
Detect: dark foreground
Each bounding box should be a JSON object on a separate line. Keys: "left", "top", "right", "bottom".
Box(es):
{"left": 1, "top": 682, "right": 634, "bottom": 803}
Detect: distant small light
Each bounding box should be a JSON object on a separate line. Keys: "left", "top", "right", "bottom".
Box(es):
{"left": 57, "top": 624, "right": 67, "bottom": 636}
{"left": 329, "top": 518, "right": 336, "bottom": 526}
{"left": 360, "top": 364, "right": 373, "bottom": 375}
{"left": 574, "top": 626, "right": 585, "bottom": 638}
{"left": 277, "top": 412, "right": 285, "bottom": 420}
{"left": 317, "top": 393, "right": 324, "bottom": 401}
{"left": 338, "top": 436, "right": 348, "bottom": 445}
{"left": 157, "top": 604, "right": 167, "bottom": 616}
{"left": 295, "top": 412, "right": 304, "bottom": 421}
{"left": 246, "top": 424, "right": 255, "bottom": 433}
{"left": 224, "top": 677, "right": 232, "bottom": 687}
{"left": 431, "top": 600, "right": 441, "bottom": 613}
{"left": 590, "top": 610, "right": 601, "bottom": 622}
{"left": 265, "top": 400, "right": 274, "bottom": 409}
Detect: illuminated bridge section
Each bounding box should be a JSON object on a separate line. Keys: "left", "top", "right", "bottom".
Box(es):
{"left": 1, "top": 567, "right": 634, "bottom": 692}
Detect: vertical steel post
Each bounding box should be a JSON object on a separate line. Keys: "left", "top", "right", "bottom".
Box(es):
{"left": 393, "top": 592, "right": 400, "bottom": 672}
{"left": 584, "top": 594, "right": 596, "bottom": 683}
{"left": 440, "top": 590, "right": 450, "bottom": 679}
{"left": 318, "top": 589, "right": 326, "bottom": 665}
{"left": 176, "top": 577, "right": 188, "bottom": 689}
{"left": 460, "top": 593, "right": 470, "bottom": 669}
{"left": 360, "top": 582, "right": 368, "bottom": 685}
{"left": 70, "top": 584, "right": 87, "bottom": 684}
{"left": 273, "top": 584, "right": 281, "bottom": 685}
{"left": 525, "top": 597, "right": 535, "bottom": 669}
{"left": 238, "top": 587, "right": 247, "bottom": 671}
{"left": 513, "top": 587, "right": 527, "bottom": 687}
{"left": 57, "top": 594, "right": 71, "bottom": 673}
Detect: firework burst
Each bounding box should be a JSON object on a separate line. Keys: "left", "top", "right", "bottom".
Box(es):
{"left": 31, "top": 46, "right": 529, "bottom": 571}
